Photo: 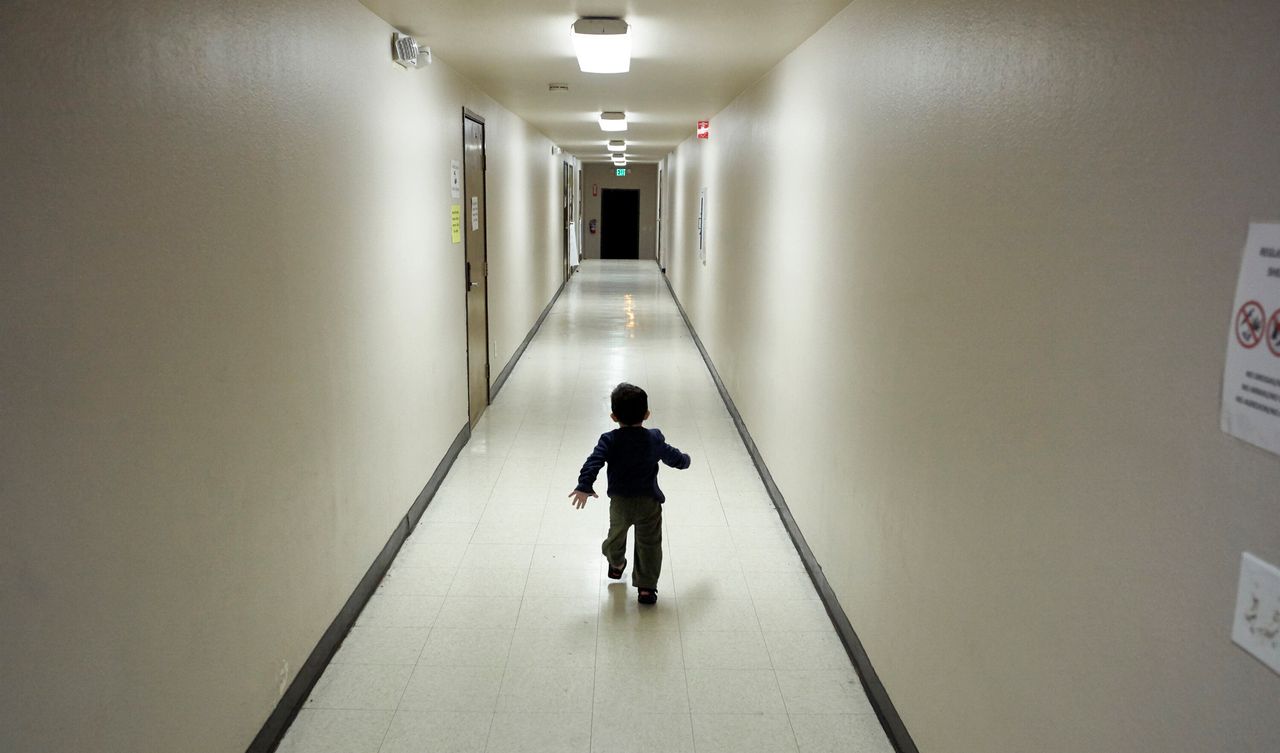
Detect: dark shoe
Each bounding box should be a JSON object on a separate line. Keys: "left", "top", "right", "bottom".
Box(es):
{"left": 637, "top": 588, "right": 657, "bottom": 605}
{"left": 607, "top": 560, "right": 626, "bottom": 580}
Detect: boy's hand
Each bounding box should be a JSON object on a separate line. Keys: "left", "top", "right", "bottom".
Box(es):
{"left": 568, "top": 490, "right": 597, "bottom": 509}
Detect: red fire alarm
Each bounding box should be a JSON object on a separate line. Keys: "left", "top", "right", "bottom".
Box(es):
{"left": 697, "top": 120, "right": 710, "bottom": 139}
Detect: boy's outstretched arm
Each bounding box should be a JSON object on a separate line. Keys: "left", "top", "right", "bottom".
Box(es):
{"left": 569, "top": 434, "right": 610, "bottom": 509}
{"left": 657, "top": 432, "right": 691, "bottom": 470}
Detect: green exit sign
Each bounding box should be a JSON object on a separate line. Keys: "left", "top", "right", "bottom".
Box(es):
{"left": 615, "top": 168, "right": 627, "bottom": 177}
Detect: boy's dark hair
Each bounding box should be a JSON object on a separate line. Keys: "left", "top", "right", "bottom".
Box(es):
{"left": 611, "top": 382, "right": 648, "bottom": 425}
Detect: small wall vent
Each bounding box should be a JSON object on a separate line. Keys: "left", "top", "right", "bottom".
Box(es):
{"left": 548, "top": 83, "right": 570, "bottom": 92}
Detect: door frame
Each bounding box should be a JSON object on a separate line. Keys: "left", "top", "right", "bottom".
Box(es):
{"left": 600, "top": 187, "right": 642, "bottom": 260}
{"left": 462, "top": 108, "right": 490, "bottom": 425}
{"left": 562, "top": 160, "right": 572, "bottom": 281}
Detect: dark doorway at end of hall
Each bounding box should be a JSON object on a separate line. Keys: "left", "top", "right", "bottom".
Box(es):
{"left": 601, "top": 188, "right": 640, "bottom": 260}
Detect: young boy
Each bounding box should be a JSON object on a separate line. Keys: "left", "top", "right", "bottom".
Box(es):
{"left": 568, "top": 383, "right": 691, "bottom": 604}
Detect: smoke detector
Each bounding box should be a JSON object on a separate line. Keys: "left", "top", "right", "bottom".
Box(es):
{"left": 392, "top": 32, "right": 430, "bottom": 68}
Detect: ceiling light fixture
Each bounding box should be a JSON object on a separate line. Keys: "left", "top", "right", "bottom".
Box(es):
{"left": 572, "top": 18, "right": 631, "bottom": 74}
{"left": 599, "top": 111, "right": 627, "bottom": 132}
{"left": 607, "top": 140, "right": 626, "bottom": 152}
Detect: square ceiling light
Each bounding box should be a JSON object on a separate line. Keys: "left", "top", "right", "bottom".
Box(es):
{"left": 599, "top": 111, "right": 627, "bottom": 132}
{"left": 607, "top": 140, "right": 626, "bottom": 152}
{"left": 572, "top": 18, "right": 631, "bottom": 73}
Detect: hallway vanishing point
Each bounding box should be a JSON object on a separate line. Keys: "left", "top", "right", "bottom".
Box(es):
{"left": 278, "top": 261, "right": 892, "bottom": 753}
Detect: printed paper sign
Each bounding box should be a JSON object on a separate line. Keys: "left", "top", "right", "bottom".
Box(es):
{"left": 471, "top": 197, "right": 480, "bottom": 231}
{"left": 1221, "top": 223, "right": 1280, "bottom": 455}
{"left": 450, "top": 205, "right": 462, "bottom": 244}
{"left": 450, "top": 160, "right": 461, "bottom": 199}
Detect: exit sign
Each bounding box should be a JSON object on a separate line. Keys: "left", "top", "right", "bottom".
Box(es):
{"left": 615, "top": 168, "right": 627, "bottom": 176}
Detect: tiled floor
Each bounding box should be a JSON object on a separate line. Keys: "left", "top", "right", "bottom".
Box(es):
{"left": 278, "top": 261, "right": 892, "bottom": 753}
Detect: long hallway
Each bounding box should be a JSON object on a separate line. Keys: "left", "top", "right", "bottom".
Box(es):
{"left": 279, "top": 261, "right": 891, "bottom": 753}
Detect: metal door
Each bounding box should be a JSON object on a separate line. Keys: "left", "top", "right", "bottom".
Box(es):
{"left": 462, "top": 111, "right": 489, "bottom": 426}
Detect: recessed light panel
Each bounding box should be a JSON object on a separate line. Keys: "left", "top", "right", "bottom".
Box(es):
{"left": 572, "top": 18, "right": 631, "bottom": 74}
{"left": 599, "top": 111, "right": 628, "bottom": 132}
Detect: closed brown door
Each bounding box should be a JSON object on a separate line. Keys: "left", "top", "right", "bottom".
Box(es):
{"left": 463, "top": 111, "right": 489, "bottom": 426}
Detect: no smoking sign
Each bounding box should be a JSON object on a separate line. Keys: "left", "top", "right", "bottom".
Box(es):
{"left": 1237, "top": 300, "right": 1265, "bottom": 349}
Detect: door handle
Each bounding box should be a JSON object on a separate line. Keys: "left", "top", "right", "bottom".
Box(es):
{"left": 469, "top": 281, "right": 479, "bottom": 290}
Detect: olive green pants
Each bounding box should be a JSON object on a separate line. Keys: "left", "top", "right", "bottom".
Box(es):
{"left": 602, "top": 495, "right": 663, "bottom": 589}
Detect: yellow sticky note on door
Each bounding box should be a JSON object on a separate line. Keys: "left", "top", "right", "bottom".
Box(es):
{"left": 451, "top": 205, "right": 462, "bottom": 244}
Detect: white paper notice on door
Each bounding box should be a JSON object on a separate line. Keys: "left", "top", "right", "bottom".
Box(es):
{"left": 471, "top": 197, "right": 479, "bottom": 231}
{"left": 1221, "top": 222, "right": 1280, "bottom": 456}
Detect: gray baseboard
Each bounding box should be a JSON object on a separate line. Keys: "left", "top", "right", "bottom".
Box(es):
{"left": 246, "top": 422, "right": 470, "bottom": 753}
{"left": 660, "top": 271, "right": 920, "bottom": 753}
{"left": 490, "top": 276, "right": 568, "bottom": 399}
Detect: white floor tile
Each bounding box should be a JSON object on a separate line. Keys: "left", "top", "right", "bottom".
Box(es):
{"left": 691, "top": 713, "right": 798, "bottom": 753}
{"left": 418, "top": 628, "right": 514, "bottom": 668}
{"left": 789, "top": 714, "right": 893, "bottom": 753}
{"left": 593, "top": 665, "right": 691, "bottom": 713}
{"left": 459, "top": 544, "right": 535, "bottom": 571}
{"left": 447, "top": 567, "right": 530, "bottom": 598}
{"left": 763, "top": 632, "right": 852, "bottom": 671}
{"left": 775, "top": 670, "right": 876, "bottom": 715}
{"left": 435, "top": 597, "right": 523, "bottom": 630}
{"left": 590, "top": 712, "right": 694, "bottom": 753}
{"left": 506, "top": 624, "right": 597, "bottom": 668}
{"left": 378, "top": 566, "right": 455, "bottom": 597}
{"left": 356, "top": 593, "right": 444, "bottom": 629}
{"left": 753, "top": 599, "right": 833, "bottom": 633}
{"left": 304, "top": 664, "right": 413, "bottom": 710}
{"left": 496, "top": 664, "right": 595, "bottom": 712}
{"left": 398, "top": 665, "right": 504, "bottom": 712}
{"left": 680, "top": 630, "right": 772, "bottom": 670}
{"left": 524, "top": 567, "right": 602, "bottom": 599}
{"left": 275, "top": 709, "right": 393, "bottom": 753}
{"left": 685, "top": 669, "right": 787, "bottom": 714}
{"left": 515, "top": 595, "right": 599, "bottom": 631}
{"left": 484, "top": 712, "right": 592, "bottom": 753}
{"left": 378, "top": 710, "right": 493, "bottom": 753}
{"left": 331, "top": 627, "right": 429, "bottom": 665}
{"left": 743, "top": 571, "right": 822, "bottom": 601}
{"left": 595, "top": 629, "right": 684, "bottom": 669}
{"left": 676, "top": 599, "right": 759, "bottom": 632}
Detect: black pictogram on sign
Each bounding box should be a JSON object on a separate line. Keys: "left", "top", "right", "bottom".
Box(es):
{"left": 1237, "top": 300, "right": 1265, "bottom": 349}
{"left": 1267, "top": 310, "right": 1280, "bottom": 357}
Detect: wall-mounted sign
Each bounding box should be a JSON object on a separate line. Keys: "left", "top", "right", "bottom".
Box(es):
{"left": 1222, "top": 222, "right": 1280, "bottom": 455}
{"left": 616, "top": 168, "right": 627, "bottom": 177}
{"left": 697, "top": 120, "right": 710, "bottom": 139}
{"left": 450, "top": 160, "right": 461, "bottom": 199}
{"left": 450, "top": 205, "right": 462, "bottom": 244}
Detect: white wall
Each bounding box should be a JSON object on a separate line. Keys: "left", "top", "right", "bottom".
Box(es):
{"left": 0, "top": 1, "right": 563, "bottom": 751}
{"left": 662, "top": 1, "right": 1280, "bottom": 751}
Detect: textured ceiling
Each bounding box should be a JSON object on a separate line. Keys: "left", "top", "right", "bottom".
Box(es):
{"left": 360, "top": 0, "right": 852, "bottom": 163}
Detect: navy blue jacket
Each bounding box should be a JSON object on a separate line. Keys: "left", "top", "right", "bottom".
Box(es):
{"left": 575, "top": 426, "right": 691, "bottom": 503}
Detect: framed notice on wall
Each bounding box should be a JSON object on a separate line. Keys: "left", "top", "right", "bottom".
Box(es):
{"left": 697, "top": 187, "right": 707, "bottom": 265}
{"left": 1221, "top": 222, "right": 1280, "bottom": 455}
